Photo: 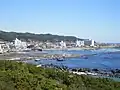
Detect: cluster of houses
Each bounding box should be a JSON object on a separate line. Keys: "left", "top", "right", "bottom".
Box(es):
{"left": 44, "top": 39, "right": 96, "bottom": 49}
{"left": 0, "top": 38, "right": 33, "bottom": 53}
{"left": 76, "top": 39, "right": 95, "bottom": 47}
{"left": 0, "top": 38, "right": 96, "bottom": 54}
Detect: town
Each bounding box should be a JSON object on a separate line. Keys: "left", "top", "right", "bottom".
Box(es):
{"left": 0, "top": 36, "right": 118, "bottom": 61}
{"left": 0, "top": 37, "right": 114, "bottom": 54}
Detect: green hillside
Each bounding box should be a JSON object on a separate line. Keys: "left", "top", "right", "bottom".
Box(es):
{"left": 0, "top": 30, "right": 83, "bottom": 42}
{"left": 0, "top": 60, "right": 120, "bottom": 90}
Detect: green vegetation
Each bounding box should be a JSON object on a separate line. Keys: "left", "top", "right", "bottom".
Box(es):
{"left": 0, "top": 30, "right": 82, "bottom": 42}
{"left": 0, "top": 60, "right": 120, "bottom": 90}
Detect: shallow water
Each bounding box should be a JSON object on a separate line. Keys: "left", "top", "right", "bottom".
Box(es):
{"left": 28, "top": 48, "right": 120, "bottom": 69}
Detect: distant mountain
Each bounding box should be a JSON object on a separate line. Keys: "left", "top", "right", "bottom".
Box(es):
{"left": 0, "top": 30, "right": 83, "bottom": 42}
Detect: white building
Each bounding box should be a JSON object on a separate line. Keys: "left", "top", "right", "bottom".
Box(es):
{"left": 76, "top": 40, "right": 84, "bottom": 47}
{"left": 14, "top": 38, "right": 27, "bottom": 51}
{"left": 0, "top": 41, "right": 9, "bottom": 53}
{"left": 76, "top": 40, "right": 80, "bottom": 47}
{"left": 0, "top": 44, "right": 3, "bottom": 53}
{"left": 90, "top": 40, "right": 95, "bottom": 46}
{"left": 60, "top": 41, "right": 66, "bottom": 48}
{"left": 81, "top": 41, "right": 85, "bottom": 46}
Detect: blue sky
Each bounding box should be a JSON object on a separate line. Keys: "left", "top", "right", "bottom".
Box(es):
{"left": 0, "top": 0, "right": 120, "bottom": 42}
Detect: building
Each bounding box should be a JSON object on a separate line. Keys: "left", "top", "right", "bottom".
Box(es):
{"left": 0, "top": 41, "right": 4, "bottom": 53}
{"left": 14, "top": 38, "right": 27, "bottom": 51}
{"left": 76, "top": 40, "right": 84, "bottom": 47}
{"left": 84, "top": 39, "right": 95, "bottom": 46}
{"left": 76, "top": 40, "right": 80, "bottom": 47}
{"left": 60, "top": 41, "right": 66, "bottom": 48}
{"left": 0, "top": 41, "right": 9, "bottom": 53}
{"left": 91, "top": 40, "right": 95, "bottom": 46}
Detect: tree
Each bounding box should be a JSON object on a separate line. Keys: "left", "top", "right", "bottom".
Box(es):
{"left": 0, "top": 30, "right": 83, "bottom": 42}
{"left": 0, "top": 60, "right": 119, "bottom": 90}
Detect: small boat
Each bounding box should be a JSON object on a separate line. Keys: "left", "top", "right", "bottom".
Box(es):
{"left": 36, "top": 64, "right": 42, "bottom": 67}
{"left": 103, "top": 57, "right": 112, "bottom": 59}
{"left": 83, "top": 56, "right": 88, "bottom": 59}
{"left": 81, "top": 55, "right": 88, "bottom": 59}
{"left": 37, "top": 49, "right": 42, "bottom": 51}
{"left": 56, "top": 58, "right": 64, "bottom": 61}
{"left": 35, "top": 59, "right": 40, "bottom": 61}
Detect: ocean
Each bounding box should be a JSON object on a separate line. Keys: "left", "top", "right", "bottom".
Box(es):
{"left": 27, "top": 48, "right": 120, "bottom": 69}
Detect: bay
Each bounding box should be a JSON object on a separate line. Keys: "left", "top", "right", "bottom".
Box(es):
{"left": 27, "top": 48, "right": 120, "bottom": 69}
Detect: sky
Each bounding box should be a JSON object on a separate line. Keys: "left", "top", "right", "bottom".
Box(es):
{"left": 0, "top": 0, "right": 120, "bottom": 43}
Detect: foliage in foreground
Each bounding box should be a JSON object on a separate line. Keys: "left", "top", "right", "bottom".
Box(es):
{"left": 0, "top": 60, "right": 120, "bottom": 90}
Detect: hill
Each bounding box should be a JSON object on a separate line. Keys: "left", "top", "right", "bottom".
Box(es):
{"left": 0, "top": 60, "right": 120, "bottom": 90}
{"left": 0, "top": 30, "right": 83, "bottom": 42}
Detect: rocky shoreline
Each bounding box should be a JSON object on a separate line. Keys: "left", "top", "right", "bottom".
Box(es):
{"left": 0, "top": 51, "right": 81, "bottom": 61}
{"left": 0, "top": 46, "right": 116, "bottom": 61}
{"left": 44, "top": 46, "right": 115, "bottom": 51}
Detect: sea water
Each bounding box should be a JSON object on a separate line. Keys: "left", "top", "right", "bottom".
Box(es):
{"left": 27, "top": 48, "right": 120, "bottom": 69}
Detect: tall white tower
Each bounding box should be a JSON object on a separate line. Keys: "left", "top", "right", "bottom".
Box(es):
{"left": 91, "top": 40, "right": 95, "bottom": 46}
